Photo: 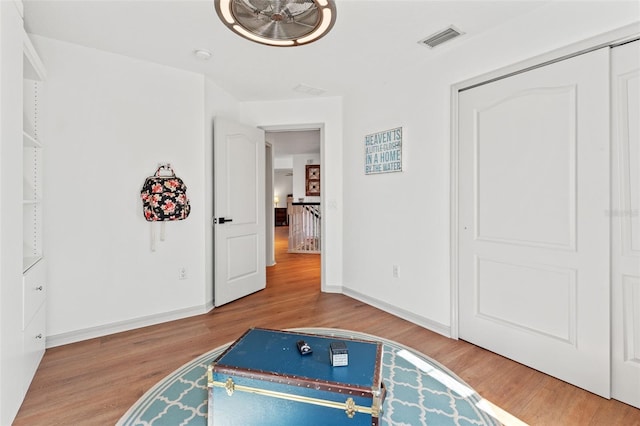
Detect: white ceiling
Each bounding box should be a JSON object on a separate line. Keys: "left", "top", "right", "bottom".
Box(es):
{"left": 267, "top": 130, "right": 321, "bottom": 162}
{"left": 23, "top": 0, "right": 553, "bottom": 102}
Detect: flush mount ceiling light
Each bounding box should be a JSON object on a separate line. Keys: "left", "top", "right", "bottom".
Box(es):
{"left": 193, "top": 49, "right": 213, "bottom": 60}
{"left": 214, "top": 0, "right": 337, "bottom": 47}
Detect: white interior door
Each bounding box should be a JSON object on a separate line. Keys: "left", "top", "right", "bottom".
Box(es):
{"left": 611, "top": 40, "right": 640, "bottom": 408}
{"left": 458, "top": 48, "right": 611, "bottom": 397}
{"left": 214, "top": 117, "right": 266, "bottom": 307}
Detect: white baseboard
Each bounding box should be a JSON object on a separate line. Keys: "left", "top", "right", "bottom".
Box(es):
{"left": 46, "top": 303, "right": 214, "bottom": 348}
{"left": 46, "top": 289, "right": 451, "bottom": 348}
{"left": 342, "top": 287, "right": 452, "bottom": 338}
{"left": 322, "top": 284, "right": 343, "bottom": 293}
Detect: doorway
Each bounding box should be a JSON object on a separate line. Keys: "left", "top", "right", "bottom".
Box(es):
{"left": 265, "top": 128, "right": 322, "bottom": 288}
{"left": 267, "top": 224, "right": 321, "bottom": 293}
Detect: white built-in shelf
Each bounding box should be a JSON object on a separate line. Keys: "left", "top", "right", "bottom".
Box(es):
{"left": 22, "top": 30, "right": 45, "bottom": 276}
{"left": 23, "top": 32, "right": 46, "bottom": 82}
{"left": 23, "top": 256, "right": 43, "bottom": 274}
{"left": 22, "top": 131, "right": 41, "bottom": 148}
{"left": 13, "top": 0, "right": 24, "bottom": 19}
{"left": 23, "top": 111, "right": 35, "bottom": 136}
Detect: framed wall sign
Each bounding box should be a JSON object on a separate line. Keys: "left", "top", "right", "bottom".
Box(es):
{"left": 364, "top": 127, "right": 403, "bottom": 175}
{"left": 305, "top": 164, "right": 320, "bottom": 196}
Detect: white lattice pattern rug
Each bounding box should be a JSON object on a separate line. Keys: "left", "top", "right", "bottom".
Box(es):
{"left": 117, "top": 328, "right": 502, "bottom": 425}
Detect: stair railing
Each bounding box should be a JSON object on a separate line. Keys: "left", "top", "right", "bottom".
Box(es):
{"left": 288, "top": 202, "right": 321, "bottom": 254}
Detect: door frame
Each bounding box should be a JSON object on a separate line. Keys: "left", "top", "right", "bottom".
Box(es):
{"left": 261, "top": 123, "right": 326, "bottom": 290}
{"left": 265, "top": 142, "right": 275, "bottom": 267}
{"left": 449, "top": 22, "right": 640, "bottom": 339}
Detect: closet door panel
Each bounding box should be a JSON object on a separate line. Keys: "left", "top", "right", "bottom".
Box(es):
{"left": 458, "top": 47, "right": 611, "bottom": 397}
{"left": 611, "top": 39, "right": 640, "bottom": 409}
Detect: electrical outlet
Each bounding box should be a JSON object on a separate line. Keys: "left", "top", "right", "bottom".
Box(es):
{"left": 178, "top": 267, "right": 187, "bottom": 280}
{"left": 392, "top": 265, "right": 399, "bottom": 278}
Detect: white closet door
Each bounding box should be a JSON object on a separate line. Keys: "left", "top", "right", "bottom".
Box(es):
{"left": 458, "top": 48, "right": 610, "bottom": 397}
{"left": 611, "top": 39, "right": 640, "bottom": 409}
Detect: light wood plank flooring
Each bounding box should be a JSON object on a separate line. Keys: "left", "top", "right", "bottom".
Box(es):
{"left": 14, "top": 226, "right": 640, "bottom": 425}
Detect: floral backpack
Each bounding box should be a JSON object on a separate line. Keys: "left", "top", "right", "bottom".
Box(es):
{"left": 140, "top": 165, "right": 190, "bottom": 222}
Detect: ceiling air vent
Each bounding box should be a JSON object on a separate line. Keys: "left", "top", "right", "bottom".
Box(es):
{"left": 418, "top": 26, "right": 463, "bottom": 49}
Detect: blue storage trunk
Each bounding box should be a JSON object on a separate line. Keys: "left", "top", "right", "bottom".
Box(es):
{"left": 207, "top": 328, "right": 385, "bottom": 425}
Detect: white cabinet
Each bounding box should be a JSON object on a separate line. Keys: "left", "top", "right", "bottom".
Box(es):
{"left": 22, "top": 260, "right": 46, "bottom": 383}
{"left": 22, "top": 259, "right": 46, "bottom": 331}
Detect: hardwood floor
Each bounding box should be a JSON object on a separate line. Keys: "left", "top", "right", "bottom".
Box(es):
{"left": 14, "top": 226, "right": 640, "bottom": 425}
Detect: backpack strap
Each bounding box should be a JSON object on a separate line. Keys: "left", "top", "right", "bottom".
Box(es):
{"left": 150, "top": 223, "right": 156, "bottom": 252}
{"left": 149, "top": 220, "right": 168, "bottom": 252}
{"left": 155, "top": 165, "right": 176, "bottom": 177}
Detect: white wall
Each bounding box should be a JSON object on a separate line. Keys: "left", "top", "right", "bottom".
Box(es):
{"left": 274, "top": 158, "right": 293, "bottom": 169}
{"left": 340, "top": 2, "right": 640, "bottom": 336}
{"left": 273, "top": 169, "right": 292, "bottom": 208}
{"left": 34, "top": 35, "right": 241, "bottom": 345}
{"left": 241, "top": 98, "right": 343, "bottom": 291}
{"left": 27, "top": 0, "right": 639, "bottom": 346}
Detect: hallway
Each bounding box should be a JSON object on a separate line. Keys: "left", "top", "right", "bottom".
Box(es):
{"left": 267, "top": 225, "right": 320, "bottom": 292}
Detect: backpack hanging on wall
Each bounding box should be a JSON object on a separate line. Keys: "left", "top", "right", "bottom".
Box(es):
{"left": 140, "top": 165, "right": 191, "bottom": 222}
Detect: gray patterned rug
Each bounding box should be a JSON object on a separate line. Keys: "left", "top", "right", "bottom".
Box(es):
{"left": 117, "top": 328, "right": 502, "bottom": 425}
